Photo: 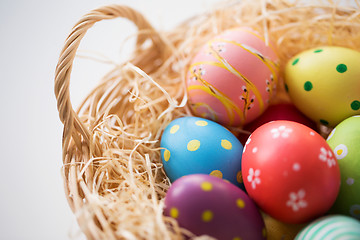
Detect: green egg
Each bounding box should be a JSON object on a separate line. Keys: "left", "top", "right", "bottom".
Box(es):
{"left": 326, "top": 115, "right": 360, "bottom": 219}
{"left": 295, "top": 215, "right": 360, "bottom": 239}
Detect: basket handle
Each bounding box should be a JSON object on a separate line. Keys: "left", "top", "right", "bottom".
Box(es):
{"left": 54, "top": 5, "right": 169, "bottom": 156}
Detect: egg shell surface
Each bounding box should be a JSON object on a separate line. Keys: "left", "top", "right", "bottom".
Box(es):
{"left": 295, "top": 215, "right": 360, "bottom": 240}
{"left": 242, "top": 120, "right": 341, "bottom": 223}
{"left": 160, "top": 117, "right": 244, "bottom": 187}
{"left": 327, "top": 115, "right": 360, "bottom": 219}
{"left": 284, "top": 46, "right": 360, "bottom": 127}
{"left": 164, "top": 174, "right": 266, "bottom": 240}
{"left": 263, "top": 213, "right": 306, "bottom": 240}
{"left": 238, "top": 103, "right": 317, "bottom": 145}
{"left": 186, "top": 27, "right": 279, "bottom": 127}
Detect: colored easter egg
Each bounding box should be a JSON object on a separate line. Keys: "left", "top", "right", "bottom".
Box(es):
{"left": 160, "top": 117, "right": 244, "bottom": 187}
{"left": 295, "top": 215, "right": 360, "bottom": 240}
{"left": 327, "top": 115, "right": 360, "bottom": 219}
{"left": 242, "top": 120, "right": 341, "bottom": 223}
{"left": 263, "top": 214, "right": 306, "bottom": 240}
{"left": 186, "top": 27, "right": 279, "bottom": 127}
{"left": 238, "top": 103, "right": 317, "bottom": 144}
{"left": 284, "top": 46, "right": 360, "bottom": 127}
{"left": 164, "top": 174, "right": 266, "bottom": 240}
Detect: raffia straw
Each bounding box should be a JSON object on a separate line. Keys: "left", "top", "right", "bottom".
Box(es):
{"left": 54, "top": 0, "right": 360, "bottom": 239}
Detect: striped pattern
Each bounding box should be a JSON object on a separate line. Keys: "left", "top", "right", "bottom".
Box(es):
{"left": 188, "top": 38, "right": 277, "bottom": 125}
{"left": 187, "top": 28, "right": 279, "bottom": 126}
{"left": 295, "top": 215, "right": 360, "bottom": 240}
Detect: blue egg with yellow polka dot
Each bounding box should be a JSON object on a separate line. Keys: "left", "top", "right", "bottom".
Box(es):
{"left": 160, "top": 116, "right": 244, "bottom": 188}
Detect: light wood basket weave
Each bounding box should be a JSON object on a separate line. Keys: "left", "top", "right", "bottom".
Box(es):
{"left": 54, "top": 1, "right": 360, "bottom": 239}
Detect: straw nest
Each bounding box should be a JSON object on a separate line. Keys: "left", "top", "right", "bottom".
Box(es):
{"left": 54, "top": 0, "right": 360, "bottom": 239}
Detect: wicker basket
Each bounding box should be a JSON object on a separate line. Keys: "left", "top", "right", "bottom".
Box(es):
{"left": 54, "top": 1, "right": 360, "bottom": 239}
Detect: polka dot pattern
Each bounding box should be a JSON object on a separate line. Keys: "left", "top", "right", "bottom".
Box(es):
{"left": 236, "top": 198, "right": 245, "bottom": 208}
{"left": 210, "top": 170, "right": 223, "bottom": 178}
{"left": 170, "top": 207, "right": 179, "bottom": 218}
{"left": 164, "top": 149, "right": 170, "bottom": 162}
{"left": 303, "top": 81, "right": 313, "bottom": 91}
{"left": 164, "top": 174, "right": 266, "bottom": 240}
{"left": 187, "top": 139, "right": 200, "bottom": 151}
{"left": 196, "top": 120, "right": 208, "bottom": 126}
{"left": 336, "top": 63, "right": 347, "bottom": 73}
{"left": 285, "top": 46, "right": 360, "bottom": 127}
{"left": 236, "top": 171, "right": 243, "bottom": 183}
{"left": 201, "top": 181, "right": 213, "bottom": 191}
{"left": 351, "top": 100, "right": 360, "bottom": 110}
{"left": 202, "top": 210, "right": 213, "bottom": 222}
{"left": 170, "top": 125, "right": 179, "bottom": 134}
{"left": 292, "top": 58, "right": 299, "bottom": 65}
{"left": 320, "top": 119, "right": 329, "bottom": 125}
{"left": 221, "top": 139, "right": 232, "bottom": 150}
{"left": 160, "top": 117, "right": 244, "bottom": 188}
{"left": 284, "top": 83, "right": 289, "bottom": 92}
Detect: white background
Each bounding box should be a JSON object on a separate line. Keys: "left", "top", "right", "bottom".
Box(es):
{"left": 0, "top": 0, "right": 221, "bottom": 239}
{"left": 0, "top": 0, "right": 353, "bottom": 239}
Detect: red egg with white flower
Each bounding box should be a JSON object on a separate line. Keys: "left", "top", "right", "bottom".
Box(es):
{"left": 242, "top": 120, "right": 340, "bottom": 224}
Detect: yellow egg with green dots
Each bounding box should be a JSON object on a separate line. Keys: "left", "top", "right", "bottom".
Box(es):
{"left": 284, "top": 46, "right": 360, "bottom": 127}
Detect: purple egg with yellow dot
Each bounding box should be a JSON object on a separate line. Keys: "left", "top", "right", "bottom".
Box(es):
{"left": 160, "top": 116, "right": 244, "bottom": 188}
{"left": 164, "top": 174, "right": 266, "bottom": 240}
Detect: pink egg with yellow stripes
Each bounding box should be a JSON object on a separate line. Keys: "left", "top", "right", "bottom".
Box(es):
{"left": 186, "top": 27, "right": 279, "bottom": 127}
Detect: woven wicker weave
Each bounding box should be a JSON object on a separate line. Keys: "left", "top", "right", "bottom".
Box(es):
{"left": 54, "top": 5, "right": 176, "bottom": 239}
{"left": 54, "top": 1, "right": 360, "bottom": 239}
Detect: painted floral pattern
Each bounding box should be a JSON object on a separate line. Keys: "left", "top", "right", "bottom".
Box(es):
{"left": 270, "top": 125, "right": 293, "bottom": 139}
{"left": 213, "top": 42, "right": 226, "bottom": 53}
{"left": 319, "top": 147, "right": 336, "bottom": 167}
{"left": 286, "top": 189, "right": 308, "bottom": 212}
{"left": 247, "top": 168, "right": 261, "bottom": 189}
{"left": 350, "top": 204, "right": 360, "bottom": 219}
